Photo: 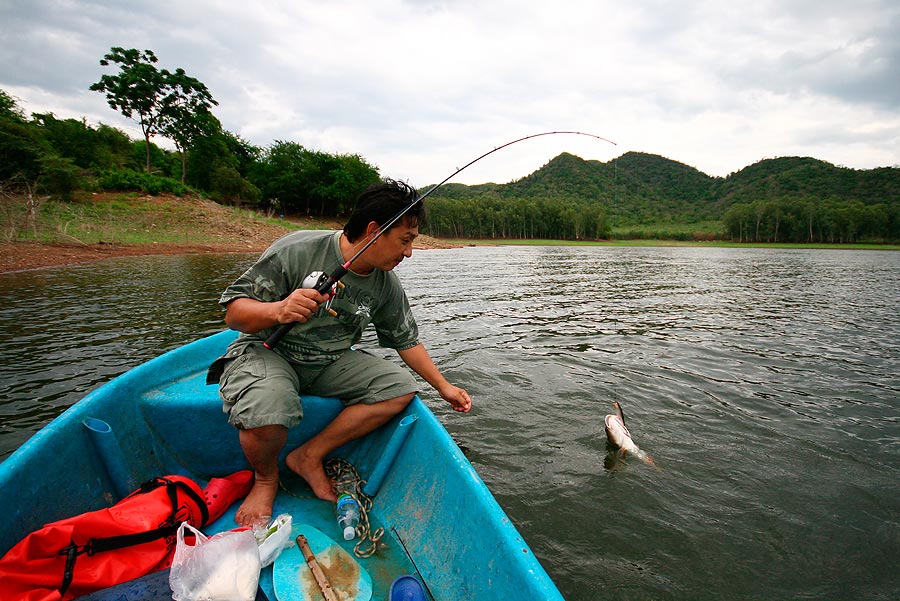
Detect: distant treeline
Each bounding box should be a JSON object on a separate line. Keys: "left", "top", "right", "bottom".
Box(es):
{"left": 1, "top": 88, "right": 379, "bottom": 216}
{"left": 425, "top": 196, "right": 610, "bottom": 240}
{"left": 423, "top": 152, "right": 900, "bottom": 243}
{"left": 723, "top": 198, "right": 898, "bottom": 243}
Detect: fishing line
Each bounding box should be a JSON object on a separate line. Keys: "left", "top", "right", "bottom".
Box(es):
{"left": 264, "top": 130, "right": 617, "bottom": 349}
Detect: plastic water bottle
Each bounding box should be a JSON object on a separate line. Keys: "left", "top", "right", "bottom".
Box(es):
{"left": 336, "top": 493, "right": 360, "bottom": 541}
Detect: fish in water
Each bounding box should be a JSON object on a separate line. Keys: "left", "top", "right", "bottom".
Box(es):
{"left": 604, "top": 401, "right": 654, "bottom": 466}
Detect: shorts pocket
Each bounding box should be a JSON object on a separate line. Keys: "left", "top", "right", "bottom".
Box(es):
{"left": 218, "top": 347, "right": 267, "bottom": 406}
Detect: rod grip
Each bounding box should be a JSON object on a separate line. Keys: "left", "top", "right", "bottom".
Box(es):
{"left": 263, "top": 323, "right": 293, "bottom": 349}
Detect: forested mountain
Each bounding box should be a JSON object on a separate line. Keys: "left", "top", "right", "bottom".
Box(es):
{"left": 715, "top": 156, "right": 900, "bottom": 208}
{"left": 507, "top": 151, "right": 719, "bottom": 223}
{"left": 423, "top": 152, "right": 900, "bottom": 242}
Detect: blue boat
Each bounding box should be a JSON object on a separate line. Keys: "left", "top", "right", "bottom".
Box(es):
{"left": 0, "top": 330, "right": 564, "bottom": 600}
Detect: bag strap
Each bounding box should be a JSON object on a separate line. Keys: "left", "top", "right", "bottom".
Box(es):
{"left": 139, "top": 476, "right": 210, "bottom": 524}
{"left": 87, "top": 477, "right": 209, "bottom": 554}
{"left": 57, "top": 476, "right": 210, "bottom": 595}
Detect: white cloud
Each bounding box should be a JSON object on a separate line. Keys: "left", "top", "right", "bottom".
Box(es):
{"left": 1, "top": 0, "right": 897, "bottom": 184}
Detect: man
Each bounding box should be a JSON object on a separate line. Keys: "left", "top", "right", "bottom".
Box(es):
{"left": 209, "top": 179, "right": 472, "bottom": 527}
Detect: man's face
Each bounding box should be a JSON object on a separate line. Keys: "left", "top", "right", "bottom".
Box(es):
{"left": 368, "top": 221, "right": 418, "bottom": 271}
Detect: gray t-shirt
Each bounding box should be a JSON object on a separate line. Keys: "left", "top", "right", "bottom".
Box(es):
{"left": 220, "top": 230, "right": 419, "bottom": 364}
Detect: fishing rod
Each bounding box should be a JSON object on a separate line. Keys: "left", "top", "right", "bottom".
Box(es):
{"left": 264, "top": 130, "right": 617, "bottom": 350}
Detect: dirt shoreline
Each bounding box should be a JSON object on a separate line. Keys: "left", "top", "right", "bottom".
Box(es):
{"left": 0, "top": 235, "right": 458, "bottom": 274}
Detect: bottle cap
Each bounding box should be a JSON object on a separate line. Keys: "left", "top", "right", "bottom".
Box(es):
{"left": 343, "top": 526, "right": 356, "bottom": 540}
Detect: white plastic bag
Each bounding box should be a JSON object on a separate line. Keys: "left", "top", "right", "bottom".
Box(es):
{"left": 169, "top": 522, "right": 261, "bottom": 601}
{"left": 255, "top": 513, "right": 292, "bottom": 568}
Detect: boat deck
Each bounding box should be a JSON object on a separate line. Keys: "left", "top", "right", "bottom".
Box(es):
{"left": 141, "top": 363, "right": 433, "bottom": 599}
{"left": 209, "top": 476, "right": 431, "bottom": 600}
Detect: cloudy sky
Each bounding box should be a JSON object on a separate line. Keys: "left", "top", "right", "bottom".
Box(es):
{"left": 2, "top": 0, "right": 898, "bottom": 186}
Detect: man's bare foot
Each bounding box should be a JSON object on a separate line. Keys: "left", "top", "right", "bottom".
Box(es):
{"left": 286, "top": 445, "right": 337, "bottom": 502}
{"left": 234, "top": 474, "right": 278, "bottom": 528}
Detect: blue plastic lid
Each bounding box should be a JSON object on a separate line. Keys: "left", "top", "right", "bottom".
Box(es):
{"left": 390, "top": 575, "right": 426, "bottom": 601}
{"left": 336, "top": 493, "right": 358, "bottom": 508}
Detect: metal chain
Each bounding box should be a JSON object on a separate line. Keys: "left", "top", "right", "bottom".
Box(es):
{"left": 278, "top": 458, "right": 385, "bottom": 558}
{"left": 325, "top": 457, "right": 385, "bottom": 558}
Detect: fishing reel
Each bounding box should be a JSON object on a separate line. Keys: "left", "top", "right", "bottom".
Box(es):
{"left": 264, "top": 266, "right": 349, "bottom": 349}
{"left": 301, "top": 270, "right": 334, "bottom": 292}
{"left": 302, "top": 271, "right": 344, "bottom": 317}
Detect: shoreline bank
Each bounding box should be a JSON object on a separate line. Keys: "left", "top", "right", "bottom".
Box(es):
{"left": 0, "top": 233, "right": 461, "bottom": 274}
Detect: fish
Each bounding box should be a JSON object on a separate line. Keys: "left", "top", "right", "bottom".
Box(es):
{"left": 604, "top": 401, "right": 654, "bottom": 466}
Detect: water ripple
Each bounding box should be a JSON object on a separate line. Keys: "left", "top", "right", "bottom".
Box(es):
{"left": 399, "top": 246, "right": 900, "bottom": 600}
{"left": 2, "top": 246, "right": 900, "bottom": 599}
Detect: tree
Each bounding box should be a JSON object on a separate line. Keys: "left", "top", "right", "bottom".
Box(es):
{"left": 90, "top": 47, "right": 217, "bottom": 177}
{"left": 248, "top": 142, "right": 381, "bottom": 216}
{"left": 90, "top": 48, "right": 169, "bottom": 173}
{"left": 249, "top": 141, "right": 309, "bottom": 212}
{"left": 94, "top": 123, "right": 135, "bottom": 170}
{"left": 31, "top": 113, "right": 96, "bottom": 169}
{"left": 186, "top": 129, "right": 238, "bottom": 191}
{"left": 331, "top": 153, "right": 381, "bottom": 213}
{"left": 0, "top": 89, "right": 44, "bottom": 181}
{"left": 0, "top": 89, "right": 26, "bottom": 121}
{"left": 158, "top": 70, "right": 219, "bottom": 183}
{"left": 304, "top": 151, "right": 380, "bottom": 216}
{"left": 220, "top": 131, "right": 260, "bottom": 177}
{"left": 185, "top": 128, "right": 261, "bottom": 205}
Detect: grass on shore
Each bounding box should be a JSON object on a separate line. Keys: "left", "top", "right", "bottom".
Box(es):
{"left": 4, "top": 191, "right": 320, "bottom": 246}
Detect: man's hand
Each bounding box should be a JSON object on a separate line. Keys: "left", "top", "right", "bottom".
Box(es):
{"left": 439, "top": 384, "right": 473, "bottom": 413}
{"left": 397, "top": 344, "right": 473, "bottom": 413}
{"left": 224, "top": 290, "right": 328, "bottom": 334}
{"left": 276, "top": 288, "right": 328, "bottom": 324}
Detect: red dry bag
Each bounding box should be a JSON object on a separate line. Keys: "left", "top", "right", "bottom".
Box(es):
{"left": 0, "top": 471, "right": 252, "bottom": 601}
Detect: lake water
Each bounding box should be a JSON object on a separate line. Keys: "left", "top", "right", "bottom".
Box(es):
{"left": 1, "top": 246, "right": 899, "bottom": 600}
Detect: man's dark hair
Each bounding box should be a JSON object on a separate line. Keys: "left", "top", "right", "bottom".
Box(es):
{"left": 343, "top": 179, "right": 425, "bottom": 242}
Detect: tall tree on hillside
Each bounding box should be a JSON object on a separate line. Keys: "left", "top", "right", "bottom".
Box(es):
{"left": 0, "top": 89, "right": 26, "bottom": 121}
{"left": 90, "top": 48, "right": 167, "bottom": 173}
{"left": 90, "top": 47, "right": 217, "bottom": 176}
{"left": 0, "top": 89, "right": 44, "bottom": 181}
{"left": 250, "top": 141, "right": 311, "bottom": 213}
{"left": 160, "top": 97, "right": 220, "bottom": 184}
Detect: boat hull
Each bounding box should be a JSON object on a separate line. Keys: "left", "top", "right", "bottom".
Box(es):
{"left": 0, "top": 331, "right": 563, "bottom": 600}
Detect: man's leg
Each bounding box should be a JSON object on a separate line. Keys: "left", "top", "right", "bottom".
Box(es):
{"left": 217, "top": 343, "right": 302, "bottom": 527}
{"left": 235, "top": 424, "right": 288, "bottom": 527}
{"left": 286, "top": 393, "right": 414, "bottom": 501}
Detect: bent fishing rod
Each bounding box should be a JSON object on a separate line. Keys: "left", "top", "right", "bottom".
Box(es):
{"left": 264, "top": 130, "right": 617, "bottom": 349}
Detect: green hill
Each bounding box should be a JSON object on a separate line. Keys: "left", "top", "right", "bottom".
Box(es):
{"left": 715, "top": 156, "right": 900, "bottom": 209}
{"left": 423, "top": 152, "right": 900, "bottom": 242}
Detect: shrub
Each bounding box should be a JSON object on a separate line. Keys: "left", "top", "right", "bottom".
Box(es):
{"left": 39, "top": 155, "right": 82, "bottom": 201}
{"left": 211, "top": 164, "right": 260, "bottom": 206}
{"left": 98, "top": 168, "right": 186, "bottom": 196}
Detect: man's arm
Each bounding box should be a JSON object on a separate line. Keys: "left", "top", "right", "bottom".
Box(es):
{"left": 224, "top": 289, "right": 327, "bottom": 334}
{"left": 398, "top": 343, "right": 473, "bottom": 413}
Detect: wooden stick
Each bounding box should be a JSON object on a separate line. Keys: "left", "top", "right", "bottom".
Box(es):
{"left": 297, "top": 534, "right": 339, "bottom": 601}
